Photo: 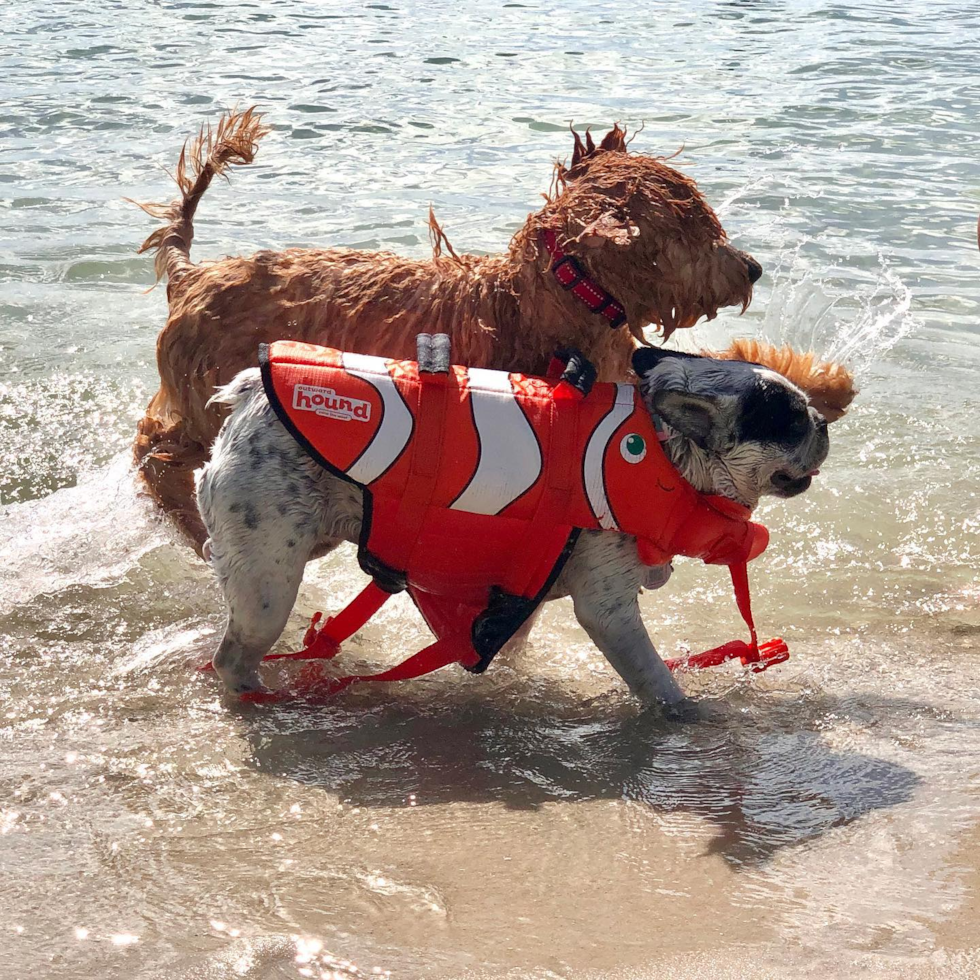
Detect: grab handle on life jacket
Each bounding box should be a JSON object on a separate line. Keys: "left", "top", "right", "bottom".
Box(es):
{"left": 416, "top": 333, "right": 451, "bottom": 374}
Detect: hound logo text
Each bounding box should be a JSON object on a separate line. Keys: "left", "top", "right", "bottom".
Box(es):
{"left": 292, "top": 383, "right": 372, "bottom": 422}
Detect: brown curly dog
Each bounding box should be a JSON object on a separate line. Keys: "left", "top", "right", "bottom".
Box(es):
{"left": 133, "top": 108, "right": 853, "bottom": 553}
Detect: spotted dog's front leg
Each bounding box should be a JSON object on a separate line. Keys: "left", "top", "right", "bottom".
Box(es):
{"left": 558, "top": 532, "right": 685, "bottom": 706}
{"left": 573, "top": 588, "right": 684, "bottom": 706}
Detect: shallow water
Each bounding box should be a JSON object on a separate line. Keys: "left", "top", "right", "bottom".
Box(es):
{"left": 2, "top": 1, "right": 980, "bottom": 978}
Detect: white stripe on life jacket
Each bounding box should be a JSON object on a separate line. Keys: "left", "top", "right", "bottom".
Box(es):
{"left": 450, "top": 368, "right": 543, "bottom": 516}
{"left": 583, "top": 383, "right": 635, "bottom": 530}
{"left": 341, "top": 352, "right": 414, "bottom": 485}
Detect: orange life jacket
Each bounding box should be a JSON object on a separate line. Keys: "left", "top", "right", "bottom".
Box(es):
{"left": 232, "top": 338, "right": 787, "bottom": 704}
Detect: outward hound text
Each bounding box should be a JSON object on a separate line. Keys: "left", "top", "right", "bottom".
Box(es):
{"left": 292, "top": 384, "right": 372, "bottom": 422}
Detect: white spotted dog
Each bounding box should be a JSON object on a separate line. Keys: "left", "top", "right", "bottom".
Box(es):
{"left": 196, "top": 344, "right": 829, "bottom": 712}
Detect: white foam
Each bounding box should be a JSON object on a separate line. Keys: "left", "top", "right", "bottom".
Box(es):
{"left": 0, "top": 454, "right": 172, "bottom": 617}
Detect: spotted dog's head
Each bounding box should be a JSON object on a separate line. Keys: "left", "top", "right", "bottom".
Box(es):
{"left": 632, "top": 347, "right": 830, "bottom": 509}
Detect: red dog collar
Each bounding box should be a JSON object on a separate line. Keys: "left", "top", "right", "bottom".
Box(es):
{"left": 541, "top": 229, "right": 627, "bottom": 329}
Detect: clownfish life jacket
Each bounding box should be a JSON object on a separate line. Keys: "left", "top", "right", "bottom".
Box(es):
{"left": 232, "top": 337, "right": 788, "bottom": 704}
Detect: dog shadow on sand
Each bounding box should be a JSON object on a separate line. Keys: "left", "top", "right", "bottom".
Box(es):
{"left": 235, "top": 668, "right": 927, "bottom": 868}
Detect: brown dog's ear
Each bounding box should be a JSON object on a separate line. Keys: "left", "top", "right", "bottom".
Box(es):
{"left": 571, "top": 127, "right": 600, "bottom": 168}
{"left": 570, "top": 124, "right": 629, "bottom": 169}
{"left": 577, "top": 212, "right": 639, "bottom": 248}
{"left": 599, "top": 124, "right": 628, "bottom": 154}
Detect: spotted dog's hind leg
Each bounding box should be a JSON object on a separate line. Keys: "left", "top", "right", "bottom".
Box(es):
{"left": 196, "top": 369, "right": 336, "bottom": 694}
{"left": 200, "top": 486, "right": 323, "bottom": 695}
{"left": 208, "top": 536, "right": 318, "bottom": 693}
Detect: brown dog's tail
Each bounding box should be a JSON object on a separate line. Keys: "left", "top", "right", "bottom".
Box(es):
{"left": 134, "top": 401, "right": 212, "bottom": 555}
{"left": 132, "top": 107, "right": 268, "bottom": 294}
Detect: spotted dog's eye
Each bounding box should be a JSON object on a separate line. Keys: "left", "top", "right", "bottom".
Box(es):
{"left": 620, "top": 432, "right": 647, "bottom": 463}
{"left": 739, "top": 381, "right": 811, "bottom": 445}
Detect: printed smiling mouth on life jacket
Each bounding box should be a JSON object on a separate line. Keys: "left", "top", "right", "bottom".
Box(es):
{"left": 199, "top": 335, "right": 833, "bottom": 704}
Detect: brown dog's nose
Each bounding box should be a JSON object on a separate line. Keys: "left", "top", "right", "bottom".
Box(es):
{"left": 746, "top": 256, "right": 763, "bottom": 284}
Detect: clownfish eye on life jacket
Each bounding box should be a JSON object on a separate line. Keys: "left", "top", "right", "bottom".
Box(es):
{"left": 620, "top": 432, "right": 647, "bottom": 463}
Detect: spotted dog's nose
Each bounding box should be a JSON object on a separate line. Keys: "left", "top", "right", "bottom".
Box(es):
{"left": 746, "top": 256, "right": 763, "bottom": 284}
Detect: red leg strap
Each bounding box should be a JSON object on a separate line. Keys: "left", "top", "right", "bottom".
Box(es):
{"left": 262, "top": 581, "right": 392, "bottom": 663}
{"left": 662, "top": 562, "right": 789, "bottom": 674}
{"left": 240, "top": 633, "right": 477, "bottom": 705}
{"left": 198, "top": 581, "right": 392, "bottom": 674}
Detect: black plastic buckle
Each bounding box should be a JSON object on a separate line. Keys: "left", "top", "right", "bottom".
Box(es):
{"left": 358, "top": 551, "right": 407, "bottom": 595}
{"left": 553, "top": 347, "right": 597, "bottom": 397}
{"left": 552, "top": 255, "right": 583, "bottom": 291}
{"left": 469, "top": 589, "right": 538, "bottom": 673}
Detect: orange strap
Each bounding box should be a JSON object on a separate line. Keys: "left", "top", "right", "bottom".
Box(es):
{"left": 663, "top": 562, "right": 788, "bottom": 674}
{"left": 241, "top": 633, "right": 474, "bottom": 705}
{"left": 729, "top": 561, "right": 759, "bottom": 650}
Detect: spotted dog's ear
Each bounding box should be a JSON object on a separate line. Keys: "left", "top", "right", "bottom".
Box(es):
{"left": 631, "top": 346, "right": 704, "bottom": 376}
{"left": 649, "top": 390, "right": 724, "bottom": 448}
{"left": 632, "top": 348, "right": 728, "bottom": 449}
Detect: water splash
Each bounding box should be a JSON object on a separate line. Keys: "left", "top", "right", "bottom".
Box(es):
{"left": 758, "top": 253, "right": 914, "bottom": 374}
{"left": 0, "top": 455, "right": 170, "bottom": 617}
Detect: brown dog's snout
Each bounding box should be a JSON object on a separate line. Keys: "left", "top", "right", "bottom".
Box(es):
{"left": 745, "top": 255, "right": 763, "bottom": 284}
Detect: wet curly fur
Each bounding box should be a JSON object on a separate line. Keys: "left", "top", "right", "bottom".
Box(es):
{"left": 133, "top": 109, "right": 855, "bottom": 553}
